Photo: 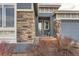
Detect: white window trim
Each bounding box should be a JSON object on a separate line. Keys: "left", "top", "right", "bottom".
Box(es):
{"left": 0, "top": 3, "right": 16, "bottom": 43}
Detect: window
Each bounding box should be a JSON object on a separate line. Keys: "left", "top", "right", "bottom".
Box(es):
{"left": 0, "top": 5, "right": 15, "bottom": 28}
{"left": 44, "top": 20, "right": 49, "bottom": 30}
{"left": 6, "top": 8, "right": 14, "bottom": 27}
{"left": 17, "top": 3, "right": 32, "bottom": 9}
{"left": 38, "top": 22, "right": 42, "bottom": 31}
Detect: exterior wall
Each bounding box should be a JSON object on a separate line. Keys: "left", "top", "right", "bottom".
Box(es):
{"left": 55, "top": 12, "right": 79, "bottom": 41}
{"left": 39, "top": 7, "right": 58, "bottom": 13}
{"left": 17, "top": 11, "right": 35, "bottom": 42}
{"left": 56, "top": 13, "right": 79, "bottom": 20}
{"left": 38, "top": 4, "right": 60, "bottom": 13}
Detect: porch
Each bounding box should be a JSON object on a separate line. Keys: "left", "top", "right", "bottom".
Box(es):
{"left": 35, "top": 13, "right": 55, "bottom": 36}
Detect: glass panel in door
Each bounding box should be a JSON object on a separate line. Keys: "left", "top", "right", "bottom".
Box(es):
{"left": 38, "top": 17, "right": 50, "bottom": 36}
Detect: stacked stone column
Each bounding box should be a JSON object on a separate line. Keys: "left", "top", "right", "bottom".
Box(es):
{"left": 17, "top": 11, "right": 35, "bottom": 42}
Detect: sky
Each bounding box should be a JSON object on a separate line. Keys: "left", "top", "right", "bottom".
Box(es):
{"left": 59, "top": 3, "right": 79, "bottom": 10}
{"left": 0, "top": 0, "right": 79, "bottom": 3}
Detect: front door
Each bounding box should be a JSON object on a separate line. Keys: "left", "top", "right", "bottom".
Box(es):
{"left": 38, "top": 17, "right": 50, "bottom": 36}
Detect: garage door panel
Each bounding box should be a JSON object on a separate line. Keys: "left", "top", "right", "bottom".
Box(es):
{"left": 61, "top": 20, "right": 79, "bottom": 41}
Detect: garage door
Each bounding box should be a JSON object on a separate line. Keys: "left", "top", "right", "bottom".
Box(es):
{"left": 61, "top": 20, "right": 79, "bottom": 41}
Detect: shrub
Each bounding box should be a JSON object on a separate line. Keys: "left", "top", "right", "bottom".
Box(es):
{"left": 26, "top": 37, "right": 58, "bottom": 56}
{"left": 0, "top": 42, "right": 16, "bottom": 56}
{"left": 55, "top": 36, "right": 79, "bottom": 56}
{"left": 27, "top": 36, "right": 79, "bottom": 56}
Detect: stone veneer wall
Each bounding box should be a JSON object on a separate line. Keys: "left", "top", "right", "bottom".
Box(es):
{"left": 17, "top": 11, "right": 35, "bottom": 42}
